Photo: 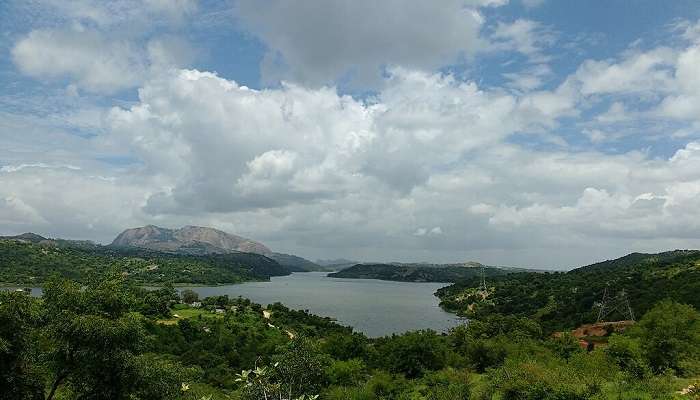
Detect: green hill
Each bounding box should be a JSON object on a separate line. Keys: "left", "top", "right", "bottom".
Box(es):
{"left": 328, "top": 262, "right": 520, "bottom": 282}
{"left": 437, "top": 250, "right": 700, "bottom": 332}
{"left": 0, "top": 238, "right": 290, "bottom": 285}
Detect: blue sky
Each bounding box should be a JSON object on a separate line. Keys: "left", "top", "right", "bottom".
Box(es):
{"left": 1, "top": 0, "right": 700, "bottom": 268}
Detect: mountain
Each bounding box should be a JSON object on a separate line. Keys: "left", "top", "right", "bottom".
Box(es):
{"left": 436, "top": 249, "right": 700, "bottom": 332}
{"left": 111, "top": 225, "right": 327, "bottom": 272}
{"left": 328, "top": 262, "right": 522, "bottom": 282}
{"left": 111, "top": 225, "right": 273, "bottom": 255}
{"left": 0, "top": 232, "right": 50, "bottom": 243}
{"left": 0, "top": 232, "right": 98, "bottom": 249}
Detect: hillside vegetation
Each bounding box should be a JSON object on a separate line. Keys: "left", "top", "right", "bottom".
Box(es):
{"left": 2, "top": 275, "right": 698, "bottom": 399}
{"left": 0, "top": 239, "right": 290, "bottom": 285}
{"left": 437, "top": 250, "right": 700, "bottom": 332}
{"left": 328, "top": 263, "right": 520, "bottom": 282}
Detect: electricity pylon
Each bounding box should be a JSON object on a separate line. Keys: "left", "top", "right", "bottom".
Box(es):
{"left": 597, "top": 286, "right": 635, "bottom": 322}
{"left": 478, "top": 264, "right": 487, "bottom": 292}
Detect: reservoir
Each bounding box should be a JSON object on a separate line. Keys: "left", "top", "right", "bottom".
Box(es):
{"left": 181, "top": 272, "right": 463, "bottom": 337}
{"left": 3, "top": 272, "right": 464, "bottom": 337}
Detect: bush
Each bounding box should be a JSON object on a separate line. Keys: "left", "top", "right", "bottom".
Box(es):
{"left": 326, "top": 359, "right": 366, "bottom": 386}
{"left": 628, "top": 300, "right": 700, "bottom": 375}
{"left": 374, "top": 330, "right": 449, "bottom": 378}
{"left": 605, "top": 335, "right": 650, "bottom": 379}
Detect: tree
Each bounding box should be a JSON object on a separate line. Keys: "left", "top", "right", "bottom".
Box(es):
{"left": 41, "top": 276, "right": 184, "bottom": 399}
{"left": 0, "top": 291, "right": 44, "bottom": 400}
{"left": 141, "top": 283, "right": 179, "bottom": 317}
{"left": 375, "top": 330, "right": 448, "bottom": 378}
{"left": 182, "top": 289, "right": 199, "bottom": 305}
{"left": 629, "top": 300, "right": 700, "bottom": 375}
{"left": 237, "top": 338, "right": 329, "bottom": 400}
{"left": 605, "top": 335, "right": 650, "bottom": 379}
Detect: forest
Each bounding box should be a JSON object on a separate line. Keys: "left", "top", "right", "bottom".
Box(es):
{"left": 0, "top": 240, "right": 289, "bottom": 285}
{"left": 2, "top": 273, "right": 699, "bottom": 399}
{"left": 327, "top": 263, "right": 516, "bottom": 282}
{"left": 437, "top": 250, "right": 700, "bottom": 333}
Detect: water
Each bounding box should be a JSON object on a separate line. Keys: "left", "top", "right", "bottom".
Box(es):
{"left": 181, "top": 272, "right": 463, "bottom": 337}
{"left": 1, "top": 286, "right": 43, "bottom": 296}
{"left": 2, "top": 272, "right": 464, "bottom": 337}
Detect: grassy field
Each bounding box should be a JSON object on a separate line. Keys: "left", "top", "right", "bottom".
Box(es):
{"left": 156, "top": 306, "right": 223, "bottom": 325}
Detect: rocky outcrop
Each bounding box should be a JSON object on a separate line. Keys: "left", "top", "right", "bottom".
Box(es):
{"left": 111, "top": 225, "right": 272, "bottom": 256}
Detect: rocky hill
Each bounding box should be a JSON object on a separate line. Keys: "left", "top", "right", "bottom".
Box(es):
{"left": 111, "top": 225, "right": 272, "bottom": 255}
{"left": 111, "top": 225, "right": 325, "bottom": 272}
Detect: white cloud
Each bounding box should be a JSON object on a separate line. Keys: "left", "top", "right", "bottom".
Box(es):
{"left": 5, "top": 65, "right": 700, "bottom": 265}
{"left": 10, "top": 0, "right": 198, "bottom": 94}
{"left": 12, "top": 29, "right": 146, "bottom": 93}
{"left": 105, "top": 68, "right": 520, "bottom": 214}
{"left": 6, "top": 10, "right": 700, "bottom": 267}
{"left": 657, "top": 44, "right": 700, "bottom": 119}
{"left": 490, "top": 19, "right": 555, "bottom": 62}
{"left": 572, "top": 47, "right": 677, "bottom": 96}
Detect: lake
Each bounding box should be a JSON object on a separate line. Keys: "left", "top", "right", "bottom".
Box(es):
{"left": 2, "top": 272, "right": 464, "bottom": 337}
{"left": 181, "top": 272, "right": 464, "bottom": 337}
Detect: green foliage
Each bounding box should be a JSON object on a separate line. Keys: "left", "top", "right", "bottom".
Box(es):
{"left": 328, "top": 263, "right": 514, "bottom": 282}
{"left": 182, "top": 289, "right": 199, "bottom": 304}
{"left": 0, "top": 291, "right": 44, "bottom": 400}
{"left": 237, "top": 339, "right": 329, "bottom": 400}
{"left": 326, "top": 358, "right": 367, "bottom": 386}
{"left": 450, "top": 315, "right": 545, "bottom": 372}
{"left": 320, "top": 332, "right": 368, "bottom": 360}
{"left": 139, "top": 284, "right": 180, "bottom": 317}
{"left": 628, "top": 300, "right": 700, "bottom": 376}
{"left": 605, "top": 334, "right": 650, "bottom": 379}
{"left": 373, "top": 330, "right": 449, "bottom": 378}
{"left": 546, "top": 332, "right": 584, "bottom": 360}
{"left": 0, "top": 239, "right": 289, "bottom": 285}
{"left": 487, "top": 351, "right": 619, "bottom": 400}
{"left": 40, "top": 276, "right": 186, "bottom": 399}
{"left": 438, "top": 250, "right": 700, "bottom": 332}
{"left": 2, "top": 273, "right": 698, "bottom": 400}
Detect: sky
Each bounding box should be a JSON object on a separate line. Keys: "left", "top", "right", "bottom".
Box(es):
{"left": 1, "top": 0, "right": 700, "bottom": 269}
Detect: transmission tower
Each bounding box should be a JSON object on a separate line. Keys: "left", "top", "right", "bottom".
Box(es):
{"left": 597, "top": 286, "right": 635, "bottom": 322}
{"left": 478, "top": 264, "right": 488, "bottom": 292}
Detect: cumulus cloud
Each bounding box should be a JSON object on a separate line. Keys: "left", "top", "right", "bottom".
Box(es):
{"left": 11, "top": 28, "right": 195, "bottom": 94}
{"left": 12, "top": 29, "right": 145, "bottom": 93}
{"left": 234, "top": 0, "right": 494, "bottom": 87}
{"left": 105, "top": 68, "right": 522, "bottom": 214}
{"left": 6, "top": 5, "right": 700, "bottom": 268}
{"left": 10, "top": 0, "right": 197, "bottom": 94}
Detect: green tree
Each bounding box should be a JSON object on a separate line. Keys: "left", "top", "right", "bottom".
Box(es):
{"left": 605, "top": 334, "right": 650, "bottom": 379}
{"left": 0, "top": 291, "right": 44, "bottom": 400}
{"left": 182, "top": 289, "right": 200, "bottom": 304}
{"left": 141, "top": 283, "right": 179, "bottom": 317}
{"left": 41, "top": 276, "right": 184, "bottom": 399}
{"left": 375, "top": 330, "right": 449, "bottom": 378}
{"left": 629, "top": 300, "right": 700, "bottom": 375}
{"left": 238, "top": 339, "right": 330, "bottom": 400}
